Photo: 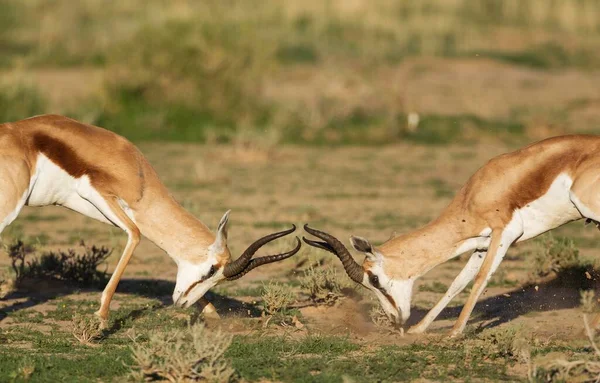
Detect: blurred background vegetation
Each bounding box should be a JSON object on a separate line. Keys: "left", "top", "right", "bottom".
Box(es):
{"left": 2, "top": 0, "right": 600, "bottom": 145}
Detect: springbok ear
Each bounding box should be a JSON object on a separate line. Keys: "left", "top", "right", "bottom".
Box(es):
{"left": 350, "top": 236, "right": 373, "bottom": 254}
{"left": 213, "top": 210, "right": 230, "bottom": 251}
{"left": 350, "top": 235, "right": 383, "bottom": 263}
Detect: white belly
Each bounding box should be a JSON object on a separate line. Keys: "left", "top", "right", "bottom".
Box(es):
{"left": 517, "top": 173, "right": 582, "bottom": 241}
{"left": 26, "top": 154, "right": 112, "bottom": 224}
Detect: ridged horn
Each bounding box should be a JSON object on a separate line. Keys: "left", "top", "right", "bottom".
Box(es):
{"left": 303, "top": 224, "right": 364, "bottom": 284}
{"left": 222, "top": 225, "right": 297, "bottom": 278}
{"left": 226, "top": 237, "right": 302, "bottom": 281}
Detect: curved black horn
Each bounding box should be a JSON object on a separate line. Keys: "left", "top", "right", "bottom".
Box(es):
{"left": 226, "top": 237, "right": 302, "bottom": 281}
{"left": 223, "top": 225, "right": 297, "bottom": 278}
{"left": 303, "top": 224, "right": 364, "bottom": 284}
{"left": 302, "top": 237, "right": 335, "bottom": 254}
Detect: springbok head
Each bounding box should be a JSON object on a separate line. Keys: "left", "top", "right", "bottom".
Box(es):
{"left": 173, "top": 211, "right": 301, "bottom": 307}
{"left": 303, "top": 225, "right": 413, "bottom": 325}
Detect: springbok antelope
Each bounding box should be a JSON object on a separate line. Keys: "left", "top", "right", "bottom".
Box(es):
{"left": 304, "top": 135, "right": 600, "bottom": 336}
{"left": 0, "top": 114, "right": 301, "bottom": 322}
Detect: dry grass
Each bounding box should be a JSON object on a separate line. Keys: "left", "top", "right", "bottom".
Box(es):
{"left": 71, "top": 314, "right": 102, "bottom": 346}
{"left": 538, "top": 315, "right": 600, "bottom": 381}
{"left": 129, "top": 322, "right": 235, "bottom": 383}
{"left": 528, "top": 233, "right": 583, "bottom": 280}
{"left": 261, "top": 281, "right": 295, "bottom": 316}
{"left": 300, "top": 261, "right": 351, "bottom": 305}
{"left": 463, "top": 325, "right": 532, "bottom": 362}
{"left": 369, "top": 305, "right": 396, "bottom": 330}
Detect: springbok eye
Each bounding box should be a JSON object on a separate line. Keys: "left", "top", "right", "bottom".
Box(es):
{"left": 369, "top": 274, "right": 380, "bottom": 288}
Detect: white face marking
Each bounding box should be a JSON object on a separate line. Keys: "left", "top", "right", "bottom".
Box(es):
{"left": 365, "top": 260, "right": 414, "bottom": 325}
{"left": 172, "top": 258, "right": 222, "bottom": 308}
{"left": 517, "top": 173, "right": 580, "bottom": 241}
{"left": 172, "top": 238, "right": 229, "bottom": 308}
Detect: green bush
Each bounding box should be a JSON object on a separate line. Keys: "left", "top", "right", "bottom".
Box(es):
{"left": 0, "top": 83, "right": 47, "bottom": 123}
{"left": 529, "top": 234, "right": 583, "bottom": 279}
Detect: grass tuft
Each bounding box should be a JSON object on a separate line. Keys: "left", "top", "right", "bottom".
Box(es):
{"left": 529, "top": 233, "right": 584, "bottom": 279}
{"left": 129, "top": 321, "right": 236, "bottom": 382}
{"left": 71, "top": 314, "right": 103, "bottom": 346}
{"left": 300, "top": 261, "right": 351, "bottom": 305}
{"left": 537, "top": 314, "right": 600, "bottom": 382}
{"left": 261, "top": 281, "right": 295, "bottom": 317}
{"left": 463, "top": 325, "right": 531, "bottom": 362}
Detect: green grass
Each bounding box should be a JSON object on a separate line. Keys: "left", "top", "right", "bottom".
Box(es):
{"left": 401, "top": 114, "right": 526, "bottom": 146}
{"left": 2, "top": 0, "right": 600, "bottom": 145}
{"left": 0, "top": 343, "right": 132, "bottom": 382}
{"left": 470, "top": 42, "right": 598, "bottom": 70}
{"left": 425, "top": 177, "right": 455, "bottom": 199}
{"left": 0, "top": 328, "right": 519, "bottom": 382}
{"left": 227, "top": 335, "right": 517, "bottom": 382}
{"left": 419, "top": 281, "right": 449, "bottom": 293}
{"left": 0, "top": 83, "right": 46, "bottom": 124}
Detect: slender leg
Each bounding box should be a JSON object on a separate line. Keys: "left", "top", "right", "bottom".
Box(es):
{"left": 408, "top": 249, "right": 487, "bottom": 334}
{"left": 93, "top": 197, "right": 141, "bottom": 322}
{"left": 199, "top": 297, "right": 220, "bottom": 319}
{"left": 0, "top": 158, "right": 30, "bottom": 235}
{"left": 450, "top": 224, "right": 522, "bottom": 337}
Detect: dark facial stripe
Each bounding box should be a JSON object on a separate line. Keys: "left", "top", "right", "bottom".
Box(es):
{"left": 382, "top": 291, "right": 396, "bottom": 308}
{"left": 182, "top": 263, "right": 223, "bottom": 297}
{"left": 366, "top": 270, "right": 397, "bottom": 308}
{"left": 183, "top": 279, "right": 203, "bottom": 297}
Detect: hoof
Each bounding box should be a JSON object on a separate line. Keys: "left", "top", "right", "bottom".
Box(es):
{"left": 93, "top": 310, "right": 109, "bottom": 330}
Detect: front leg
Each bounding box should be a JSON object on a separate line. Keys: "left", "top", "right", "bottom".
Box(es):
{"left": 199, "top": 297, "right": 221, "bottom": 319}
{"left": 450, "top": 225, "right": 521, "bottom": 337}
{"left": 93, "top": 198, "right": 141, "bottom": 326}
{"left": 408, "top": 249, "right": 487, "bottom": 334}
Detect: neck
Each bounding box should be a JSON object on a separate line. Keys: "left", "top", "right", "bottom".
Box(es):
{"left": 378, "top": 213, "right": 485, "bottom": 279}
{"left": 133, "top": 190, "right": 215, "bottom": 261}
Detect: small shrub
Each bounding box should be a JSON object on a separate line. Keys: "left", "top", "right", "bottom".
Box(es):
{"left": 0, "top": 82, "right": 47, "bottom": 123}
{"left": 538, "top": 315, "right": 600, "bottom": 382}
{"left": 529, "top": 234, "right": 582, "bottom": 279}
{"left": 369, "top": 306, "right": 396, "bottom": 330}
{"left": 418, "top": 281, "right": 448, "bottom": 293}
{"left": 71, "top": 314, "right": 102, "bottom": 346}
{"left": 261, "top": 281, "right": 295, "bottom": 316}
{"left": 7, "top": 239, "right": 36, "bottom": 282}
{"left": 464, "top": 325, "right": 531, "bottom": 362}
{"left": 8, "top": 239, "right": 111, "bottom": 287}
{"left": 300, "top": 263, "right": 350, "bottom": 305}
{"left": 129, "top": 322, "right": 236, "bottom": 382}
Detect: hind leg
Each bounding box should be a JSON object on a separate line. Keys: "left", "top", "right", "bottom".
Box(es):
{"left": 0, "top": 157, "right": 32, "bottom": 235}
